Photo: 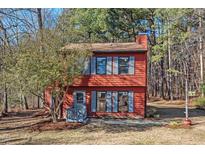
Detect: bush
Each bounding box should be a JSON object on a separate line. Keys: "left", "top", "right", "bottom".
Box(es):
{"left": 146, "top": 108, "right": 158, "bottom": 118}
{"left": 200, "top": 84, "right": 205, "bottom": 95}
{"left": 193, "top": 97, "right": 205, "bottom": 107}
{"left": 168, "top": 121, "right": 181, "bottom": 128}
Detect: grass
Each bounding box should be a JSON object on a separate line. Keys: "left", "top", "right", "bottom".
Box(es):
{"left": 1, "top": 100, "right": 205, "bottom": 144}
{"left": 193, "top": 97, "right": 205, "bottom": 108}
{"left": 2, "top": 122, "right": 205, "bottom": 145}
{"left": 167, "top": 120, "right": 183, "bottom": 128}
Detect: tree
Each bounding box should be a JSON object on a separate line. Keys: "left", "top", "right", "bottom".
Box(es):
{"left": 2, "top": 27, "right": 92, "bottom": 122}
{"left": 57, "top": 9, "right": 109, "bottom": 43}
{"left": 0, "top": 8, "right": 63, "bottom": 112}
{"left": 198, "top": 9, "right": 204, "bottom": 97}
{"left": 0, "top": 9, "right": 11, "bottom": 114}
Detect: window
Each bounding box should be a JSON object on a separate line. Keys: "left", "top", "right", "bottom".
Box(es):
{"left": 91, "top": 91, "right": 133, "bottom": 113}
{"left": 118, "top": 57, "right": 129, "bottom": 74}
{"left": 118, "top": 91, "right": 129, "bottom": 112}
{"left": 96, "top": 57, "right": 107, "bottom": 74}
{"left": 97, "top": 91, "right": 106, "bottom": 112}
{"left": 76, "top": 92, "right": 84, "bottom": 104}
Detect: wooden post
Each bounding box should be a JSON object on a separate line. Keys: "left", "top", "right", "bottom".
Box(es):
{"left": 185, "top": 77, "right": 188, "bottom": 119}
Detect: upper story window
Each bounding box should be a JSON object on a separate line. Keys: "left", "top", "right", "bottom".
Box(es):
{"left": 96, "top": 57, "right": 107, "bottom": 75}
{"left": 88, "top": 56, "right": 134, "bottom": 75}
{"left": 118, "top": 57, "right": 129, "bottom": 74}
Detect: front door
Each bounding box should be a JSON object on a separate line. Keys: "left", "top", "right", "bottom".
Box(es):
{"left": 67, "top": 91, "right": 87, "bottom": 122}
{"left": 74, "top": 91, "right": 87, "bottom": 122}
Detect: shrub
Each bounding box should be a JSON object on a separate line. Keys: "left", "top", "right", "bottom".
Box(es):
{"left": 193, "top": 97, "right": 205, "bottom": 107}
{"left": 146, "top": 108, "right": 158, "bottom": 118}
{"left": 167, "top": 121, "right": 182, "bottom": 129}
{"left": 200, "top": 84, "right": 205, "bottom": 96}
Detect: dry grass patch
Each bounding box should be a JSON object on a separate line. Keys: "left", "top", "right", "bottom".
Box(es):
{"left": 1, "top": 101, "right": 205, "bottom": 145}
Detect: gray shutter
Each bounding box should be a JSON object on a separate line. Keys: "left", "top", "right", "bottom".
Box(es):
{"left": 83, "top": 92, "right": 86, "bottom": 104}
{"left": 128, "top": 91, "right": 134, "bottom": 112}
{"left": 112, "top": 91, "right": 118, "bottom": 112}
{"left": 84, "top": 58, "right": 90, "bottom": 75}
{"left": 91, "top": 57, "right": 96, "bottom": 74}
{"left": 91, "top": 91, "right": 97, "bottom": 112}
{"left": 73, "top": 91, "right": 77, "bottom": 108}
{"left": 129, "top": 56, "right": 135, "bottom": 74}
{"left": 80, "top": 92, "right": 87, "bottom": 119}
{"left": 106, "top": 57, "right": 112, "bottom": 75}
{"left": 73, "top": 91, "right": 77, "bottom": 103}
{"left": 113, "top": 57, "right": 118, "bottom": 74}
{"left": 106, "top": 91, "right": 112, "bottom": 112}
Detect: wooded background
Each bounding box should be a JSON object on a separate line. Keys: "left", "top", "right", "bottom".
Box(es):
{"left": 0, "top": 8, "right": 205, "bottom": 115}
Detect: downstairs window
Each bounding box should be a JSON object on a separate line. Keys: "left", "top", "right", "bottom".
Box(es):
{"left": 97, "top": 91, "right": 106, "bottom": 112}
{"left": 118, "top": 91, "right": 129, "bottom": 112}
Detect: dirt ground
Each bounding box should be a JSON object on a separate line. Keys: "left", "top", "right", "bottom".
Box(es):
{"left": 1, "top": 100, "right": 205, "bottom": 145}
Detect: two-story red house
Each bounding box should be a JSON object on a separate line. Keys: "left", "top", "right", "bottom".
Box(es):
{"left": 45, "top": 35, "right": 148, "bottom": 122}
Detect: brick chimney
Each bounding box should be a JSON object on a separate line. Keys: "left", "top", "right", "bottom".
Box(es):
{"left": 135, "top": 34, "right": 148, "bottom": 49}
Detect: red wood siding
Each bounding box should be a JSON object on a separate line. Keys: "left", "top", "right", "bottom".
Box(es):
{"left": 60, "top": 87, "right": 146, "bottom": 118}
{"left": 71, "top": 52, "right": 146, "bottom": 87}
{"left": 63, "top": 90, "right": 73, "bottom": 111}
{"left": 44, "top": 48, "right": 147, "bottom": 119}
{"left": 44, "top": 88, "right": 52, "bottom": 107}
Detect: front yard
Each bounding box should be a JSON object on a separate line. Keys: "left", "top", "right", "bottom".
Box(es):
{"left": 1, "top": 100, "right": 205, "bottom": 144}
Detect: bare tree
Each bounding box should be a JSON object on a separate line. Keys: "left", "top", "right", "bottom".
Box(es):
{"left": 198, "top": 9, "right": 204, "bottom": 97}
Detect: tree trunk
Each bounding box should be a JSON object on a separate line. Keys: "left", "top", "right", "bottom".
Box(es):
{"left": 148, "top": 46, "right": 153, "bottom": 98}
{"left": 2, "top": 84, "right": 8, "bottom": 114}
{"left": 199, "top": 9, "right": 204, "bottom": 97}
{"left": 168, "top": 20, "right": 173, "bottom": 101}
{"left": 37, "top": 8, "right": 44, "bottom": 108}
{"left": 160, "top": 59, "right": 165, "bottom": 99}
{"left": 51, "top": 96, "right": 58, "bottom": 123}
{"left": 23, "top": 96, "right": 29, "bottom": 110}
{"left": 37, "top": 8, "right": 43, "bottom": 52}
{"left": 50, "top": 103, "right": 57, "bottom": 123}
{"left": 20, "top": 94, "right": 23, "bottom": 109}
{"left": 32, "top": 95, "right": 35, "bottom": 109}
{"left": 37, "top": 95, "right": 40, "bottom": 108}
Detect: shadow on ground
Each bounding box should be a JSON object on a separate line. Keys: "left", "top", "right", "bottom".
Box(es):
{"left": 1, "top": 102, "right": 205, "bottom": 144}
{"left": 150, "top": 106, "right": 205, "bottom": 118}
{"left": 81, "top": 123, "right": 151, "bottom": 134}
{"left": 0, "top": 119, "right": 51, "bottom": 132}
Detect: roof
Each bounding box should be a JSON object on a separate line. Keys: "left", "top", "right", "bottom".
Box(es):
{"left": 63, "top": 35, "right": 148, "bottom": 53}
